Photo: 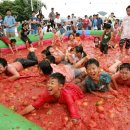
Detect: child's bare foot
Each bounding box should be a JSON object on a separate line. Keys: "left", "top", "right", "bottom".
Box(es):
{"left": 28, "top": 47, "right": 37, "bottom": 52}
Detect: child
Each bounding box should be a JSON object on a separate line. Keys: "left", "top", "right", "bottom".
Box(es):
{"left": 46, "top": 46, "right": 64, "bottom": 64}
{"left": 119, "top": 5, "right": 130, "bottom": 56}
{"left": 93, "top": 37, "right": 100, "bottom": 48}
{"left": 20, "top": 73, "right": 84, "bottom": 123}
{"left": 0, "top": 25, "right": 17, "bottom": 54}
{"left": 112, "top": 63, "right": 130, "bottom": 87}
{"left": 0, "top": 48, "right": 38, "bottom": 80}
{"left": 80, "top": 27, "right": 86, "bottom": 41}
{"left": 100, "top": 23, "right": 113, "bottom": 55}
{"left": 66, "top": 45, "right": 86, "bottom": 65}
{"left": 41, "top": 49, "right": 51, "bottom": 60}
{"left": 35, "top": 24, "right": 44, "bottom": 46}
{"left": 81, "top": 58, "right": 118, "bottom": 98}
{"left": 18, "top": 22, "right": 33, "bottom": 49}
{"left": 52, "top": 28, "right": 62, "bottom": 47}
{"left": 38, "top": 55, "right": 87, "bottom": 83}
{"left": 68, "top": 33, "right": 79, "bottom": 51}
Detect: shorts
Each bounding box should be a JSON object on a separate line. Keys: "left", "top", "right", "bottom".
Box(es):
{"left": 119, "top": 38, "right": 130, "bottom": 49}
{"left": 100, "top": 43, "right": 108, "bottom": 54}
{"left": 0, "top": 36, "right": 10, "bottom": 44}
{"left": 21, "top": 37, "right": 32, "bottom": 44}
{"left": 6, "top": 32, "right": 15, "bottom": 38}
{"left": 39, "top": 36, "right": 43, "bottom": 40}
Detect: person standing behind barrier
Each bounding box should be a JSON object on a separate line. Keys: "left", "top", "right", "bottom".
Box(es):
{"left": 54, "top": 13, "right": 61, "bottom": 29}
{"left": 82, "top": 15, "right": 89, "bottom": 30}
{"left": 92, "top": 14, "right": 98, "bottom": 30}
{"left": 66, "top": 15, "right": 71, "bottom": 31}
{"left": 88, "top": 16, "right": 93, "bottom": 30}
{"left": 3, "top": 9, "right": 17, "bottom": 38}
{"left": 97, "top": 14, "right": 103, "bottom": 30}
{"left": 49, "top": 8, "right": 55, "bottom": 28}
{"left": 30, "top": 11, "right": 38, "bottom": 34}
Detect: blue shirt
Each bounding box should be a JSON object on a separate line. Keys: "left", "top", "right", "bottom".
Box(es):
{"left": 3, "top": 16, "right": 16, "bottom": 32}
{"left": 30, "top": 17, "right": 38, "bottom": 30}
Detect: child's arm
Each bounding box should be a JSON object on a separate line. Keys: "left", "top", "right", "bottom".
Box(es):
{"left": 73, "top": 55, "right": 89, "bottom": 68}
{"left": 63, "top": 93, "right": 81, "bottom": 121}
{"left": 20, "top": 89, "right": 55, "bottom": 115}
{"left": 18, "top": 30, "right": 22, "bottom": 40}
{"left": 7, "top": 66, "right": 20, "bottom": 80}
{"left": 20, "top": 105, "right": 35, "bottom": 115}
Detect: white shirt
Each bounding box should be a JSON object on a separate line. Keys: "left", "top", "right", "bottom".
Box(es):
{"left": 121, "top": 16, "right": 130, "bottom": 39}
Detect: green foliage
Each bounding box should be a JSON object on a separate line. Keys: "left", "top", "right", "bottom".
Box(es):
{"left": 0, "top": 0, "right": 46, "bottom": 22}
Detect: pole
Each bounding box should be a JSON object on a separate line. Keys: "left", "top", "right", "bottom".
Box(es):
{"left": 31, "top": 0, "right": 33, "bottom": 11}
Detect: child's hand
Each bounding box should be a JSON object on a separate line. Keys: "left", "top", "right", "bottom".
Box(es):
{"left": 71, "top": 118, "right": 80, "bottom": 125}
{"left": 18, "top": 37, "right": 20, "bottom": 41}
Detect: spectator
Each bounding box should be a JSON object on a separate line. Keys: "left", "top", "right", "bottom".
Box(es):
{"left": 82, "top": 15, "right": 89, "bottom": 30}
{"left": 66, "top": 15, "right": 71, "bottom": 31}
{"left": 49, "top": 8, "right": 55, "bottom": 28}
{"left": 97, "top": 14, "right": 103, "bottom": 30}
{"left": 54, "top": 14, "right": 61, "bottom": 29}
{"left": 88, "top": 16, "right": 93, "bottom": 30}
{"left": 3, "top": 9, "right": 16, "bottom": 37}
{"left": 92, "top": 14, "right": 98, "bottom": 30}
{"left": 30, "top": 11, "right": 38, "bottom": 34}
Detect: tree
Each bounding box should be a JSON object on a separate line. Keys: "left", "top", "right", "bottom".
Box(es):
{"left": 0, "top": 0, "right": 47, "bottom": 21}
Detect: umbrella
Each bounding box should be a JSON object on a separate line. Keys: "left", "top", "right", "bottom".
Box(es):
{"left": 98, "top": 11, "right": 107, "bottom": 16}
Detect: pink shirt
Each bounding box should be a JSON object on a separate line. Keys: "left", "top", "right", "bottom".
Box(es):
{"left": 51, "top": 64, "right": 75, "bottom": 82}
{"left": 121, "top": 16, "right": 130, "bottom": 39}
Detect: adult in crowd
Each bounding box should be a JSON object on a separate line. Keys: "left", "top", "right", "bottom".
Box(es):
{"left": 54, "top": 13, "right": 61, "bottom": 29}
{"left": 82, "top": 15, "right": 89, "bottom": 30}
{"left": 92, "top": 14, "right": 98, "bottom": 30}
{"left": 66, "top": 15, "right": 71, "bottom": 31}
{"left": 108, "top": 12, "right": 116, "bottom": 27}
{"left": 3, "top": 9, "right": 17, "bottom": 37}
{"left": 49, "top": 8, "right": 55, "bottom": 28}
{"left": 88, "top": 16, "right": 93, "bottom": 30}
{"left": 30, "top": 11, "right": 39, "bottom": 34}
{"left": 96, "top": 14, "right": 103, "bottom": 30}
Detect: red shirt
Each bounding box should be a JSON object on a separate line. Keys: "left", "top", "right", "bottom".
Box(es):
{"left": 32, "top": 83, "right": 84, "bottom": 119}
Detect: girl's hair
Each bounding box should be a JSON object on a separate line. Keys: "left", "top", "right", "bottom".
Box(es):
{"left": 0, "top": 58, "right": 7, "bottom": 67}
{"left": 38, "top": 60, "right": 53, "bottom": 75}
{"left": 22, "top": 22, "right": 28, "bottom": 27}
{"left": 68, "top": 33, "right": 74, "bottom": 39}
{"left": 85, "top": 58, "right": 99, "bottom": 69}
{"left": 46, "top": 46, "right": 53, "bottom": 51}
{"left": 41, "top": 49, "right": 51, "bottom": 56}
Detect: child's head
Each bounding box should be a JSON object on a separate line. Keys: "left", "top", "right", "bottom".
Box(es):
{"left": 46, "top": 46, "right": 55, "bottom": 53}
{"left": 126, "top": 5, "right": 130, "bottom": 16}
{"left": 37, "top": 24, "right": 42, "bottom": 29}
{"left": 38, "top": 60, "right": 53, "bottom": 76}
{"left": 22, "top": 22, "right": 29, "bottom": 29}
{"left": 0, "top": 58, "right": 7, "bottom": 74}
{"left": 52, "top": 28, "right": 57, "bottom": 34}
{"left": 46, "top": 55, "right": 55, "bottom": 64}
{"left": 41, "top": 49, "right": 51, "bottom": 60}
{"left": 69, "top": 33, "right": 74, "bottom": 40}
{"left": 47, "top": 73, "right": 65, "bottom": 96}
{"left": 75, "top": 46, "right": 84, "bottom": 57}
{"left": 104, "top": 23, "right": 111, "bottom": 32}
{"left": 85, "top": 58, "right": 100, "bottom": 80}
{"left": 119, "top": 63, "right": 130, "bottom": 81}
{"left": 10, "top": 39, "right": 16, "bottom": 47}
{"left": 94, "top": 37, "right": 100, "bottom": 43}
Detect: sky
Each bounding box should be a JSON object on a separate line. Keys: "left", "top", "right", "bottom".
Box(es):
{"left": 41, "top": 0, "right": 130, "bottom": 18}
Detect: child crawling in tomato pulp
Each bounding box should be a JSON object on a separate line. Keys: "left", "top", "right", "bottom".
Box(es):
{"left": 20, "top": 72, "right": 84, "bottom": 123}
